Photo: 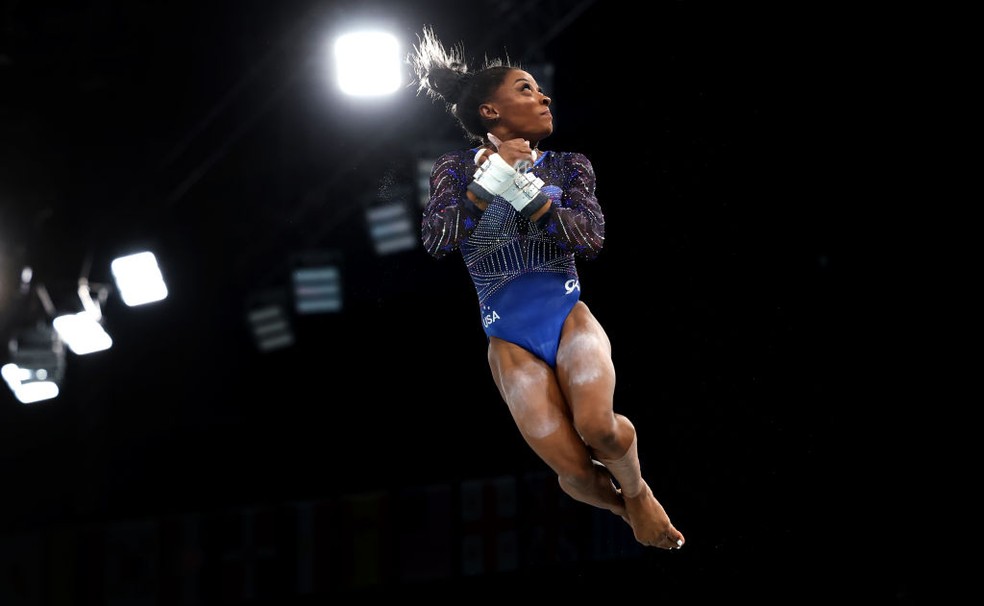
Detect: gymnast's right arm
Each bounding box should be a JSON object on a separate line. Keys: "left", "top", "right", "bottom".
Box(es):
{"left": 421, "top": 151, "right": 485, "bottom": 259}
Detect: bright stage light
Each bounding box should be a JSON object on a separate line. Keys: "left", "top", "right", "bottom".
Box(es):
{"left": 4, "top": 324, "right": 65, "bottom": 404}
{"left": 53, "top": 311, "right": 113, "bottom": 355}
{"left": 334, "top": 31, "right": 402, "bottom": 96}
{"left": 2, "top": 363, "right": 60, "bottom": 403}
{"left": 110, "top": 251, "right": 168, "bottom": 307}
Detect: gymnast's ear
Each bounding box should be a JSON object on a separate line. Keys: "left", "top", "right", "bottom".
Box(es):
{"left": 479, "top": 103, "right": 499, "bottom": 120}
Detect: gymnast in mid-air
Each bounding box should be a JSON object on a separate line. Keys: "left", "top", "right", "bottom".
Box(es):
{"left": 408, "top": 26, "right": 685, "bottom": 550}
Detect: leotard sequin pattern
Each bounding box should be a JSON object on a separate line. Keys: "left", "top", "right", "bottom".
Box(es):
{"left": 421, "top": 149, "right": 605, "bottom": 306}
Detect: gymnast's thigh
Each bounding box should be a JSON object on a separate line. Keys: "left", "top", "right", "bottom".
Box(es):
{"left": 487, "top": 337, "right": 571, "bottom": 436}
{"left": 555, "top": 302, "right": 616, "bottom": 405}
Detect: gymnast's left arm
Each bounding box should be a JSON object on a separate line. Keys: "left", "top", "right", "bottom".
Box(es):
{"left": 535, "top": 151, "right": 606, "bottom": 259}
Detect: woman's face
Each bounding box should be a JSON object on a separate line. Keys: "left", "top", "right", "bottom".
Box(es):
{"left": 487, "top": 69, "right": 553, "bottom": 143}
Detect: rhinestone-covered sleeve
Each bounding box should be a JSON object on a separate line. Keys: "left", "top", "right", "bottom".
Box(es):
{"left": 421, "top": 149, "right": 606, "bottom": 260}
{"left": 421, "top": 150, "right": 482, "bottom": 259}
{"left": 537, "top": 152, "right": 606, "bottom": 259}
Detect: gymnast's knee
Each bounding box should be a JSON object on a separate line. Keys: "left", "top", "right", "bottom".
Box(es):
{"left": 573, "top": 412, "right": 622, "bottom": 452}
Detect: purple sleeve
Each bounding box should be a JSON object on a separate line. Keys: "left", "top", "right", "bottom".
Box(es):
{"left": 421, "top": 149, "right": 606, "bottom": 260}
{"left": 421, "top": 150, "right": 484, "bottom": 259}
{"left": 537, "top": 152, "right": 606, "bottom": 260}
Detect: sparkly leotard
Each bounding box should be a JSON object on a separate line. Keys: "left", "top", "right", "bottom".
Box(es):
{"left": 421, "top": 148, "right": 605, "bottom": 367}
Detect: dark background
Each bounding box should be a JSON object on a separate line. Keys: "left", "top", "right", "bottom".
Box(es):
{"left": 1, "top": 0, "right": 907, "bottom": 602}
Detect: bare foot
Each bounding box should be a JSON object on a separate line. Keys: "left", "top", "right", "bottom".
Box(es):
{"left": 622, "top": 481, "right": 685, "bottom": 550}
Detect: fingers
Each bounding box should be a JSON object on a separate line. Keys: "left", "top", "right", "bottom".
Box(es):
{"left": 487, "top": 133, "right": 530, "bottom": 152}
{"left": 487, "top": 135, "right": 535, "bottom": 166}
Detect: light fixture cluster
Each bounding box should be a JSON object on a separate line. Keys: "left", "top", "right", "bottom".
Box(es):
{"left": 2, "top": 251, "right": 168, "bottom": 404}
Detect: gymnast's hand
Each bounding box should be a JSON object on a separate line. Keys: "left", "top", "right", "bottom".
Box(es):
{"left": 487, "top": 133, "right": 536, "bottom": 169}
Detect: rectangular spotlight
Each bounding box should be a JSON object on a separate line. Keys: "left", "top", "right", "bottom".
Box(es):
{"left": 290, "top": 252, "right": 343, "bottom": 314}
{"left": 4, "top": 325, "right": 66, "bottom": 403}
{"left": 53, "top": 312, "right": 113, "bottom": 355}
{"left": 111, "top": 251, "right": 168, "bottom": 307}
{"left": 246, "top": 302, "right": 294, "bottom": 353}
{"left": 2, "top": 363, "right": 59, "bottom": 403}
{"left": 366, "top": 201, "right": 416, "bottom": 256}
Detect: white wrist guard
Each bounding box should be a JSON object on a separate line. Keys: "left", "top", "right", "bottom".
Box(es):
{"left": 469, "top": 153, "right": 517, "bottom": 199}
{"left": 468, "top": 153, "right": 549, "bottom": 218}
{"left": 500, "top": 171, "right": 549, "bottom": 218}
